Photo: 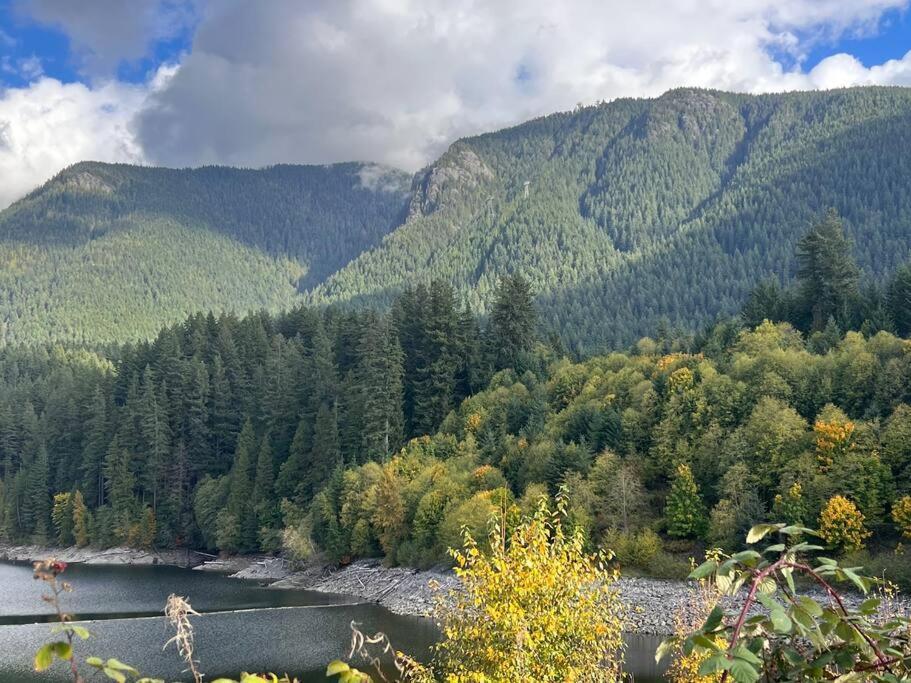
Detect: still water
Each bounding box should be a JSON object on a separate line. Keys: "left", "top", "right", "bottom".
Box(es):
{"left": 0, "top": 561, "right": 665, "bottom": 682}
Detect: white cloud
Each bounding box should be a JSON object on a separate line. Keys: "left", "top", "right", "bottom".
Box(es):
{"left": 133, "top": 0, "right": 911, "bottom": 172}
{"left": 0, "top": 66, "right": 175, "bottom": 208}
{"left": 3, "top": 0, "right": 911, "bottom": 210}
{"left": 14, "top": 0, "right": 199, "bottom": 76}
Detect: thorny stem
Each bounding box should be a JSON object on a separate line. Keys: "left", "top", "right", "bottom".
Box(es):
{"left": 718, "top": 555, "right": 895, "bottom": 682}
{"left": 34, "top": 561, "right": 82, "bottom": 683}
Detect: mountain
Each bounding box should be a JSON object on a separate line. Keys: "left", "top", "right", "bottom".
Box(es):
{"left": 310, "top": 87, "right": 911, "bottom": 352}
{"left": 0, "top": 161, "right": 410, "bottom": 345}
{"left": 3, "top": 87, "right": 911, "bottom": 349}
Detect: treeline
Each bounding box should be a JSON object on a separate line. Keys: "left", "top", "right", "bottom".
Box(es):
{"left": 309, "top": 211, "right": 911, "bottom": 569}
{"left": 0, "top": 276, "right": 537, "bottom": 551}
{"left": 742, "top": 209, "right": 911, "bottom": 340}
{"left": 311, "top": 323, "right": 911, "bottom": 567}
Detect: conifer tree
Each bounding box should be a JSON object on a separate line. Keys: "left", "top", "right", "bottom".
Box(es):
{"left": 139, "top": 367, "right": 170, "bottom": 511}
{"left": 305, "top": 403, "right": 340, "bottom": 501}
{"left": 356, "top": 315, "right": 404, "bottom": 462}
{"left": 81, "top": 387, "right": 109, "bottom": 508}
{"left": 23, "top": 445, "right": 51, "bottom": 544}
{"left": 888, "top": 263, "right": 911, "bottom": 337}
{"left": 220, "top": 419, "right": 257, "bottom": 551}
{"left": 253, "top": 433, "right": 280, "bottom": 548}
{"left": 796, "top": 209, "right": 860, "bottom": 332}
{"left": 183, "top": 359, "right": 212, "bottom": 478}
{"left": 104, "top": 437, "right": 136, "bottom": 542}
{"left": 488, "top": 274, "right": 537, "bottom": 371}
{"left": 277, "top": 417, "right": 312, "bottom": 502}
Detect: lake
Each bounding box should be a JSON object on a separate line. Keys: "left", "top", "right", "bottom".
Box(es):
{"left": 0, "top": 561, "right": 666, "bottom": 681}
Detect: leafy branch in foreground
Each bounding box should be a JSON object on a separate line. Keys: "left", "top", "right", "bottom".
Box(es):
{"left": 658, "top": 523, "right": 911, "bottom": 682}
{"left": 32, "top": 559, "right": 157, "bottom": 683}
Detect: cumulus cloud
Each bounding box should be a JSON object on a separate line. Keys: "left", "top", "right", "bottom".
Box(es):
{"left": 0, "top": 66, "right": 175, "bottom": 208}
{"left": 133, "top": 0, "right": 911, "bottom": 172}
{"left": 3, "top": 0, "right": 911, "bottom": 210}
{"left": 14, "top": 0, "right": 198, "bottom": 75}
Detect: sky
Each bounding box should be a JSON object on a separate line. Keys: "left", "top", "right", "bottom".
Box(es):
{"left": 0, "top": 1, "right": 910, "bottom": 209}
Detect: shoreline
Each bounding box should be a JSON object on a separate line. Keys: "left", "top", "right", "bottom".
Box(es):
{"left": 5, "top": 544, "right": 909, "bottom": 637}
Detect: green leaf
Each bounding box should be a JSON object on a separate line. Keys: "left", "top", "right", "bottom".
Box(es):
{"left": 746, "top": 524, "right": 777, "bottom": 544}
{"left": 732, "top": 644, "right": 763, "bottom": 666}
{"left": 703, "top": 605, "right": 724, "bottom": 633}
{"left": 104, "top": 659, "right": 139, "bottom": 675}
{"left": 103, "top": 668, "right": 127, "bottom": 683}
{"left": 770, "top": 609, "right": 792, "bottom": 634}
{"left": 326, "top": 661, "right": 351, "bottom": 676}
{"left": 798, "top": 596, "right": 823, "bottom": 617}
{"left": 655, "top": 637, "right": 678, "bottom": 663}
{"left": 841, "top": 568, "right": 869, "bottom": 594}
{"left": 34, "top": 644, "right": 55, "bottom": 672}
{"left": 781, "top": 565, "right": 795, "bottom": 594}
{"left": 689, "top": 559, "right": 717, "bottom": 580}
{"left": 697, "top": 653, "right": 731, "bottom": 676}
{"left": 859, "top": 597, "right": 881, "bottom": 614}
{"left": 692, "top": 634, "right": 721, "bottom": 651}
{"left": 732, "top": 550, "right": 761, "bottom": 563}
{"left": 69, "top": 625, "right": 90, "bottom": 640}
{"left": 86, "top": 656, "right": 104, "bottom": 668}
{"left": 51, "top": 641, "right": 73, "bottom": 661}
{"left": 730, "top": 658, "right": 760, "bottom": 682}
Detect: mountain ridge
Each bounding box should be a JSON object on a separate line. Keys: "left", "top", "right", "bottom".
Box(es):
{"left": 3, "top": 86, "right": 911, "bottom": 349}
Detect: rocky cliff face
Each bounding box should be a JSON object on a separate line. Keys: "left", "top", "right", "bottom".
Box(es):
{"left": 407, "top": 142, "right": 495, "bottom": 219}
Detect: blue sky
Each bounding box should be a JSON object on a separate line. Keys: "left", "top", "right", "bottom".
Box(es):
{"left": 0, "top": 0, "right": 910, "bottom": 209}
{"left": 0, "top": 0, "right": 196, "bottom": 87}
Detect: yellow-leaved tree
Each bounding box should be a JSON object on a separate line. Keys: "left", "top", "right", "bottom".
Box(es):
{"left": 434, "top": 492, "right": 625, "bottom": 682}
{"left": 819, "top": 495, "right": 870, "bottom": 552}
{"left": 892, "top": 495, "right": 911, "bottom": 540}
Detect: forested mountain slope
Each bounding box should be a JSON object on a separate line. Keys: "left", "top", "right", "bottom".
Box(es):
{"left": 310, "top": 87, "right": 911, "bottom": 352}
{"left": 0, "top": 162, "right": 410, "bottom": 345}
{"left": 3, "top": 87, "right": 911, "bottom": 350}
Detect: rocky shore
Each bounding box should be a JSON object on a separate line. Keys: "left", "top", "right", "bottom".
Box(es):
{"left": 0, "top": 543, "right": 207, "bottom": 567}
{"left": 6, "top": 545, "right": 909, "bottom": 637}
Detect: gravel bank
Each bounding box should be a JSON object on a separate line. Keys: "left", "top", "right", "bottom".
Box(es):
{"left": 0, "top": 543, "right": 206, "bottom": 567}
{"left": 8, "top": 545, "right": 908, "bottom": 637}
{"left": 267, "top": 560, "right": 911, "bottom": 636}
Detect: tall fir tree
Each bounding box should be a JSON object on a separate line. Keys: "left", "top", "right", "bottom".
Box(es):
{"left": 488, "top": 274, "right": 537, "bottom": 371}
{"left": 796, "top": 209, "right": 860, "bottom": 332}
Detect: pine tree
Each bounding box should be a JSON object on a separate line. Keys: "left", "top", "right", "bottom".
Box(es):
{"left": 796, "top": 209, "right": 860, "bottom": 332}
{"left": 208, "top": 353, "right": 239, "bottom": 475}
{"left": 888, "top": 263, "right": 911, "bottom": 337}
{"left": 183, "top": 359, "right": 212, "bottom": 479}
{"left": 104, "top": 437, "right": 136, "bottom": 543}
{"left": 356, "top": 315, "right": 404, "bottom": 462}
{"left": 139, "top": 367, "right": 170, "bottom": 511}
{"left": 221, "top": 419, "right": 257, "bottom": 551}
{"left": 23, "top": 445, "right": 51, "bottom": 544}
{"left": 665, "top": 463, "right": 707, "bottom": 539}
{"left": 81, "top": 387, "right": 109, "bottom": 508}
{"left": 277, "top": 417, "right": 312, "bottom": 502}
{"left": 252, "top": 432, "right": 280, "bottom": 548}
{"left": 303, "top": 403, "right": 340, "bottom": 503}
{"left": 488, "top": 274, "right": 537, "bottom": 371}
